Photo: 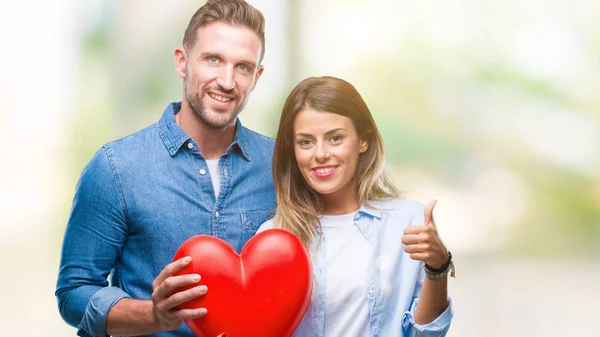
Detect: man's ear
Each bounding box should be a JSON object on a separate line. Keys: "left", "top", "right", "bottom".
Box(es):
{"left": 174, "top": 47, "right": 188, "bottom": 79}
{"left": 249, "top": 65, "right": 264, "bottom": 92}
{"left": 359, "top": 139, "right": 369, "bottom": 153}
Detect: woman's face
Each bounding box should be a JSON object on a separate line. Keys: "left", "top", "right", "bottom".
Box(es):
{"left": 293, "top": 109, "right": 368, "bottom": 206}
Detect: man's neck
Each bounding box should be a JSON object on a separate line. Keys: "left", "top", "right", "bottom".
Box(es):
{"left": 176, "top": 105, "right": 236, "bottom": 160}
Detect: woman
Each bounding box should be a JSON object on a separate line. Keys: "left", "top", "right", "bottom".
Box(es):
{"left": 258, "top": 76, "right": 454, "bottom": 337}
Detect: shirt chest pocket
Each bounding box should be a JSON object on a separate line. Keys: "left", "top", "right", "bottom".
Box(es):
{"left": 240, "top": 211, "right": 273, "bottom": 247}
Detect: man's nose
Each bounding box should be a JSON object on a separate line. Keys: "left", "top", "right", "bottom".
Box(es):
{"left": 216, "top": 66, "right": 235, "bottom": 91}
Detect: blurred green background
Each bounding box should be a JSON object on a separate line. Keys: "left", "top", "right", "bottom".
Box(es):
{"left": 1, "top": 0, "right": 599, "bottom": 336}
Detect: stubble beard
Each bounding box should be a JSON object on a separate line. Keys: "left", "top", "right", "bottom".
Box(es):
{"left": 184, "top": 78, "right": 244, "bottom": 130}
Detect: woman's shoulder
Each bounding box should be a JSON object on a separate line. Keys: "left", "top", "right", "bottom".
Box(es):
{"left": 370, "top": 198, "right": 426, "bottom": 215}
{"left": 366, "top": 199, "right": 428, "bottom": 229}
{"left": 256, "top": 218, "right": 276, "bottom": 233}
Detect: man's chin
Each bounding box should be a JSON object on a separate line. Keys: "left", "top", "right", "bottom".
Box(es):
{"left": 203, "top": 114, "right": 237, "bottom": 129}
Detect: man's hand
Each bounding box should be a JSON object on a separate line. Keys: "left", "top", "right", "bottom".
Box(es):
{"left": 401, "top": 200, "right": 448, "bottom": 269}
{"left": 151, "top": 256, "right": 208, "bottom": 331}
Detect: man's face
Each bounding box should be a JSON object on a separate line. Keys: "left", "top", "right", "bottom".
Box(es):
{"left": 183, "top": 22, "right": 263, "bottom": 129}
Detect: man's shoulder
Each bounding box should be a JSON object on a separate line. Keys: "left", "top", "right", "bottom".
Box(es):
{"left": 239, "top": 125, "right": 275, "bottom": 161}
{"left": 103, "top": 123, "right": 161, "bottom": 152}
{"left": 240, "top": 125, "right": 275, "bottom": 145}
{"left": 87, "top": 122, "right": 162, "bottom": 172}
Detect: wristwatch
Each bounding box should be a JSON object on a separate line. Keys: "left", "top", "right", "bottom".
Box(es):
{"left": 424, "top": 250, "right": 455, "bottom": 280}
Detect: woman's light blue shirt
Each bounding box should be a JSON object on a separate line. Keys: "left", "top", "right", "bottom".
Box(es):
{"left": 258, "top": 199, "right": 453, "bottom": 337}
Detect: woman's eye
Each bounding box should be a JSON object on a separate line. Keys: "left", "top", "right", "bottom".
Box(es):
{"left": 298, "top": 140, "right": 312, "bottom": 147}
{"left": 330, "top": 135, "right": 343, "bottom": 143}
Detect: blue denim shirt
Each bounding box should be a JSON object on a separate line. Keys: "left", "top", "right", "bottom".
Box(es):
{"left": 258, "top": 199, "right": 453, "bottom": 337}
{"left": 56, "top": 102, "right": 277, "bottom": 337}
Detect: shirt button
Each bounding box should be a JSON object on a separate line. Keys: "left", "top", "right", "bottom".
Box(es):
{"left": 223, "top": 168, "right": 228, "bottom": 176}
{"left": 187, "top": 142, "right": 193, "bottom": 149}
{"left": 215, "top": 211, "right": 220, "bottom": 218}
{"left": 199, "top": 169, "right": 206, "bottom": 175}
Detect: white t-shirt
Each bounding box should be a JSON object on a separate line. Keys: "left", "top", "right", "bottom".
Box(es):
{"left": 320, "top": 212, "right": 371, "bottom": 337}
{"left": 205, "top": 159, "right": 220, "bottom": 198}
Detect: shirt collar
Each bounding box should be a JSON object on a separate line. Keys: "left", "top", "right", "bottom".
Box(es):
{"left": 158, "top": 101, "right": 251, "bottom": 161}
{"left": 229, "top": 119, "right": 252, "bottom": 162}
{"left": 158, "top": 102, "right": 191, "bottom": 156}
{"left": 358, "top": 201, "right": 383, "bottom": 219}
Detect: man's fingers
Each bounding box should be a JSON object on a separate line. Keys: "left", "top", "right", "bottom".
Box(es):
{"left": 175, "top": 307, "right": 208, "bottom": 321}
{"left": 166, "top": 285, "right": 208, "bottom": 309}
{"left": 424, "top": 200, "right": 437, "bottom": 227}
{"left": 153, "top": 274, "right": 201, "bottom": 302}
{"left": 154, "top": 256, "right": 192, "bottom": 288}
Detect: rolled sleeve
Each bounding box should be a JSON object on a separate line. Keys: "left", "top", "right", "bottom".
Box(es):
{"left": 77, "top": 287, "right": 131, "bottom": 337}
{"left": 402, "top": 297, "right": 453, "bottom": 337}
{"left": 56, "top": 146, "right": 129, "bottom": 335}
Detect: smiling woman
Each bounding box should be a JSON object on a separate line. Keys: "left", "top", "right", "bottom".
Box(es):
{"left": 268, "top": 76, "right": 400, "bottom": 247}
{"left": 293, "top": 109, "right": 368, "bottom": 211}
{"left": 257, "top": 76, "right": 454, "bottom": 337}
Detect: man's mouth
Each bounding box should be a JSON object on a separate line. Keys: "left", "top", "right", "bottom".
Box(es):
{"left": 208, "top": 92, "right": 234, "bottom": 102}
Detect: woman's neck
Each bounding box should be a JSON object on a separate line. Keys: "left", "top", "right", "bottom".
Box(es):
{"left": 321, "top": 192, "right": 361, "bottom": 216}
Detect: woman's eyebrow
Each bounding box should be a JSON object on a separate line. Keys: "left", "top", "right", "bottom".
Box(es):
{"left": 324, "top": 128, "right": 347, "bottom": 136}
{"left": 295, "top": 128, "right": 347, "bottom": 138}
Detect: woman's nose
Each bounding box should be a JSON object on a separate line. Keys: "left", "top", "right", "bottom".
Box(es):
{"left": 314, "top": 142, "right": 330, "bottom": 161}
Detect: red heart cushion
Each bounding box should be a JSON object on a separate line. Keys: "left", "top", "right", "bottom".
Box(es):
{"left": 173, "top": 228, "right": 312, "bottom": 337}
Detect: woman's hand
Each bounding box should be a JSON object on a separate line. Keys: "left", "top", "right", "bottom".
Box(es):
{"left": 401, "top": 200, "right": 448, "bottom": 269}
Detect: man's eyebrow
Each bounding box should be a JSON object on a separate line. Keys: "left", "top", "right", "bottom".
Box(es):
{"left": 198, "top": 51, "right": 218, "bottom": 59}
{"left": 198, "top": 52, "right": 257, "bottom": 69}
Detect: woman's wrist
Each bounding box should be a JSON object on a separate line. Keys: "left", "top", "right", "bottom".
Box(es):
{"left": 424, "top": 251, "right": 455, "bottom": 280}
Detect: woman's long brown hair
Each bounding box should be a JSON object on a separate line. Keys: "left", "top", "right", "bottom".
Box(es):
{"left": 272, "top": 76, "right": 401, "bottom": 249}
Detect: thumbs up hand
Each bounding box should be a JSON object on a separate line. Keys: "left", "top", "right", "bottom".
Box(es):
{"left": 401, "top": 200, "right": 449, "bottom": 269}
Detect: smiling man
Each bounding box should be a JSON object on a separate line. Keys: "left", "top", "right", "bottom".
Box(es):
{"left": 55, "top": 1, "right": 276, "bottom": 336}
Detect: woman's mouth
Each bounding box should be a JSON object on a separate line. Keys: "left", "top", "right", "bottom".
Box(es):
{"left": 312, "top": 166, "right": 337, "bottom": 178}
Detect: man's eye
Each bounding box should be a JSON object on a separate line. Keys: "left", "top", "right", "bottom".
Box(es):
{"left": 238, "top": 64, "right": 250, "bottom": 72}
{"left": 208, "top": 57, "right": 220, "bottom": 63}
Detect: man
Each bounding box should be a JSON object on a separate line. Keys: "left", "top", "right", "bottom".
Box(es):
{"left": 56, "top": 1, "right": 276, "bottom": 336}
